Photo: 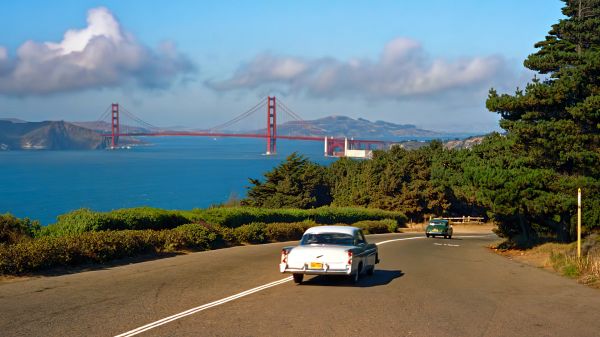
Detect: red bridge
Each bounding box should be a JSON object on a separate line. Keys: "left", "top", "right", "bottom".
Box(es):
{"left": 99, "top": 97, "right": 394, "bottom": 157}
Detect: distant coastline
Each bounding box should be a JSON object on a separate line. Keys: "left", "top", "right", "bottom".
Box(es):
{"left": 0, "top": 116, "right": 485, "bottom": 151}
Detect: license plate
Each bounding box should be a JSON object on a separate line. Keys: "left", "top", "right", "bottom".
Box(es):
{"left": 431, "top": 229, "right": 438, "bottom": 232}
{"left": 310, "top": 262, "right": 323, "bottom": 269}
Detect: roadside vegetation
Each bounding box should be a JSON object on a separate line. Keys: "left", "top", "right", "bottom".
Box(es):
{"left": 0, "top": 211, "right": 402, "bottom": 275}
{"left": 496, "top": 234, "right": 600, "bottom": 288}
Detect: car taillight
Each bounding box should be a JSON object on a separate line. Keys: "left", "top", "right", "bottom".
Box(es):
{"left": 281, "top": 249, "right": 288, "bottom": 264}
{"left": 347, "top": 250, "right": 353, "bottom": 265}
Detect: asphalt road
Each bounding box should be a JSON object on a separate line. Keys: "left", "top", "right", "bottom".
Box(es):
{"left": 1, "top": 232, "right": 599, "bottom": 337}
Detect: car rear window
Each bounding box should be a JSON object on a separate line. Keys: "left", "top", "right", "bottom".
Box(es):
{"left": 300, "top": 233, "right": 354, "bottom": 246}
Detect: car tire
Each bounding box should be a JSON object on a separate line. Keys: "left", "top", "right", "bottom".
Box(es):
{"left": 367, "top": 265, "right": 374, "bottom": 276}
{"left": 448, "top": 235, "right": 452, "bottom": 239}
{"left": 350, "top": 264, "right": 362, "bottom": 284}
{"left": 426, "top": 234, "right": 430, "bottom": 238}
{"left": 444, "top": 235, "right": 447, "bottom": 239}
{"left": 292, "top": 273, "right": 303, "bottom": 284}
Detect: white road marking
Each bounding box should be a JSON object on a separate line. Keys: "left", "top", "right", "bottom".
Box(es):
{"left": 114, "top": 232, "right": 494, "bottom": 336}
{"left": 114, "top": 277, "right": 292, "bottom": 337}
{"left": 376, "top": 236, "right": 424, "bottom": 245}
{"left": 453, "top": 234, "right": 496, "bottom": 238}
{"left": 434, "top": 243, "right": 461, "bottom": 247}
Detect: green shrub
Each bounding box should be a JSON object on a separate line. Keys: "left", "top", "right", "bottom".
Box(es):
{"left": 0, "top": 214, "right": 41, "bottom": 244}
{"left": 234, "top": 223, "right": 267, "bottom": 244}
{"left": 0, "top": 231, "right": 159, "bottom": 274}
{"left": 192, "top": 206, "right": 407, "bottom": 228}
{"left": 353, "top": 219, "right": 398, "bottom": 234}
{"left": 264, "top": 221, "right": 315, "bottom": 242}
{"left": 174, "top": 223, "right": 225, "bottom": 250}
{"left": 0, "top": 227, "right": 234, "bottom": 274}
{"left": 0, "top": 209, "right": 404, "bottom": 275}
{"left": 40, "top": 208, "right": 193, "bottom": 237}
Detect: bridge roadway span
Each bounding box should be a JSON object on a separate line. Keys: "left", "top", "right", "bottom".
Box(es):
{"left": 102, "top": 132, "right": 328, "bottom": 142}
{"left": 1, "top": 232, "right": 599, "bottom": 336}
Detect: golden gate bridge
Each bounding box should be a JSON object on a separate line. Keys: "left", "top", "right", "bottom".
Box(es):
{"left": 98, "top": 97, "right": 395, "bottom": 158}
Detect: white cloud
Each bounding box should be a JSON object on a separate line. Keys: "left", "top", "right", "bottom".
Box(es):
{"left": 208, "top": 37, "right": 515, "bottom": 100}
{"left": 0, "top": 7, "right": 194, "bottom": 96}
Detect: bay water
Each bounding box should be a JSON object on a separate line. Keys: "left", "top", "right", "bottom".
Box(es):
{"left": 0, "top": 137, "right": 331, "bottom": 225}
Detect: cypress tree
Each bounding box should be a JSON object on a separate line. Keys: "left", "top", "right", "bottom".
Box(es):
{"left": 485, "top": 0, "right": 600, "bottom": 241}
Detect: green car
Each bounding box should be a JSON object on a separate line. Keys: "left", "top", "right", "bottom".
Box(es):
{"left": 425, "top": 219, "right": 453, "bottom": 239}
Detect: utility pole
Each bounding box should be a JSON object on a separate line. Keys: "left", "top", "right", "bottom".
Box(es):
{"left": 577, "top": 188, "right": 582, "bottom": 258}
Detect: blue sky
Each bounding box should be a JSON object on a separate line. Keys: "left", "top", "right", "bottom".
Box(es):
{"left": 0, "top": 0, "right": 564, "bottom": 132}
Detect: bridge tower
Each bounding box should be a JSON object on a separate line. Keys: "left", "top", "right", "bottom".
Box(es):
{"left": 266, "top": 96, "right": 277, "bottom": 155}
{"left": 111, "top": 103, "right": 120, "bottom": 148}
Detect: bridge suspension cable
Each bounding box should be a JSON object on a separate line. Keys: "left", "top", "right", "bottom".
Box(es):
{"left": 207, "top": 98, "right": 266, "bottom": 132}
{"left": 121, "top": 106, "right": 161, "bottom": 131}
{"left": 95, "top": 105, "right": 112, "bottom": 127}
{"left": 277, "top": 99, "right": 327, "bottom": 132}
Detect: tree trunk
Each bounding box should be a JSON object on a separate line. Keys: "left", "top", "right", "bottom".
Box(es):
{"left": 518, "top": 213, "right": 530, "bottom": 243}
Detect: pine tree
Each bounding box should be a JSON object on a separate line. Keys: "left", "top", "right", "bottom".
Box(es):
{"left": 487, "top": 0, "right": 599, "bottom": 176}
{"left": 485, "top": 0, "right": 600, "bottom": 241}
{"left": 243, "top": 153, "right": 332, "bottom": 209}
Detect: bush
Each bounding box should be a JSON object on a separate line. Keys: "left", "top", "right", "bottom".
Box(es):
{"left": 0, "top": 225, "right": 230, "bottom": 275}
{"left": 264, "top": 221, "right": 315, "bottom": 242}
{"left": 0, "top": 231, "right": 158, "bottom": 274}
{"left": 234, "top": 223, "right": 267, "bottom": 244}
{"left": 0, "top": 213, "right": 40, "bottom": 244}
{"left": 174, "top": 223, "right": 224, "bottom": 250}
{"left": 0, "top": 210, "right": 403, "bottom": 275}
{"left": 353, "top": 219, "right": 398, "bottom": 234}
{"left": 193, "top": 206, "right": 407, "bottom": 228}
{"left": 40, "top": 208, "right": 193, "bottom": 237}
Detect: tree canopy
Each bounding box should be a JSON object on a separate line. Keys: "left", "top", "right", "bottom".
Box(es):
{"left": 484, "top": 0, "right": 600, "bottom": 241}
{"left": 243, "top": 153, "right": 332, "bottom": 209}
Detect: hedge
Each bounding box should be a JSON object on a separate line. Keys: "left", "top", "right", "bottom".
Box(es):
{"left": 40, "top": 208, "right": 195, "bottom": 237}
{"left": 38, "top": 206, "right": 407, "bottom": 237}
{"left": 0, "top": 219, "right": 399, "bottom": 275}
{"left": 192, "top": 206, "right": 407, "bottom": 228}
{"left": 1, "top": 213, "right": 41, "bottom": 244}
{"left": 0, "top": 223, "right": 225, "bottom": 274}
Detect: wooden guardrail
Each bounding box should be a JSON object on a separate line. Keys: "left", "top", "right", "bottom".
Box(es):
{"left": 445, "top": 216, "right": 485, "bottom": 223}
{"left": 430, "top": 216, "right": 485, "bottom": 224}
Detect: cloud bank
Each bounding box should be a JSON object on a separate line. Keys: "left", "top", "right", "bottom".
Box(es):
{"left": 208, "top": 37, "right": 513, "bottom": 100}
{"left": 0, "top": 7, "right": 194, "bottom": 96}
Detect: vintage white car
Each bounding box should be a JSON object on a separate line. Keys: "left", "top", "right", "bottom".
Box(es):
{"left": 279, "top": 226, "right": 379, "bottom": 284}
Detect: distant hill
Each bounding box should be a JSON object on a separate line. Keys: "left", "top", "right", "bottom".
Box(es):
{"left": 443, "top": 136, "right": 486, "bottom": 150}
{"left": 0, "top": 118, "right": 27, "bottom": 123}
{"left": 252, "top": 115, "right": 441, "bottom": 139}
{"left": 73, "top": 121, "right": 151, "bottom": 134}
{"left": 0, "top": 116, "right": 483, "bottom": 151}
{"left": 392, "top": 136, "right": 486, "bottom": 151}
{"left": 0, "top": 120, "right": 107, "bottom": 150}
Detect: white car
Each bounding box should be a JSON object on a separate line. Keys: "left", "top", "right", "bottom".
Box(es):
{"left": 279, "top": 226, "right": 379, "bottom": 284}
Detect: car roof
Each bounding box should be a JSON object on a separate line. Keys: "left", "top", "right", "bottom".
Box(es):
{"left": 304, "top": 225, "right": 358, "bottom": 235}
{"left": 429, "top": 219, "right": 448, "bottom": 224}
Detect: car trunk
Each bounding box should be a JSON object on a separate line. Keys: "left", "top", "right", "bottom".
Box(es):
{"left": 287, "top": 245, "right": 350, "bottom": 268}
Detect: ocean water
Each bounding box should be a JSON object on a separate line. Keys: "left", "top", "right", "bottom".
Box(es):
{"left": 0, "top": 137, "right": 332, "bottom": 225}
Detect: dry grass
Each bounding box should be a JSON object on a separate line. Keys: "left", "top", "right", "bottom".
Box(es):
{"left": 495, "top": 238, "right": 600, "bottom": 289}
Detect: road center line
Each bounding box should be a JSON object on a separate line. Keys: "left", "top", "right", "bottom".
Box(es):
{"left": 376, "top": 236, "right": 424, "bottom": 246}
{"left": 114, "top": 233, "right": 493, "bottom": 336}
{"left": 114, "top": 277, "right": 292, "bottom": 337}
